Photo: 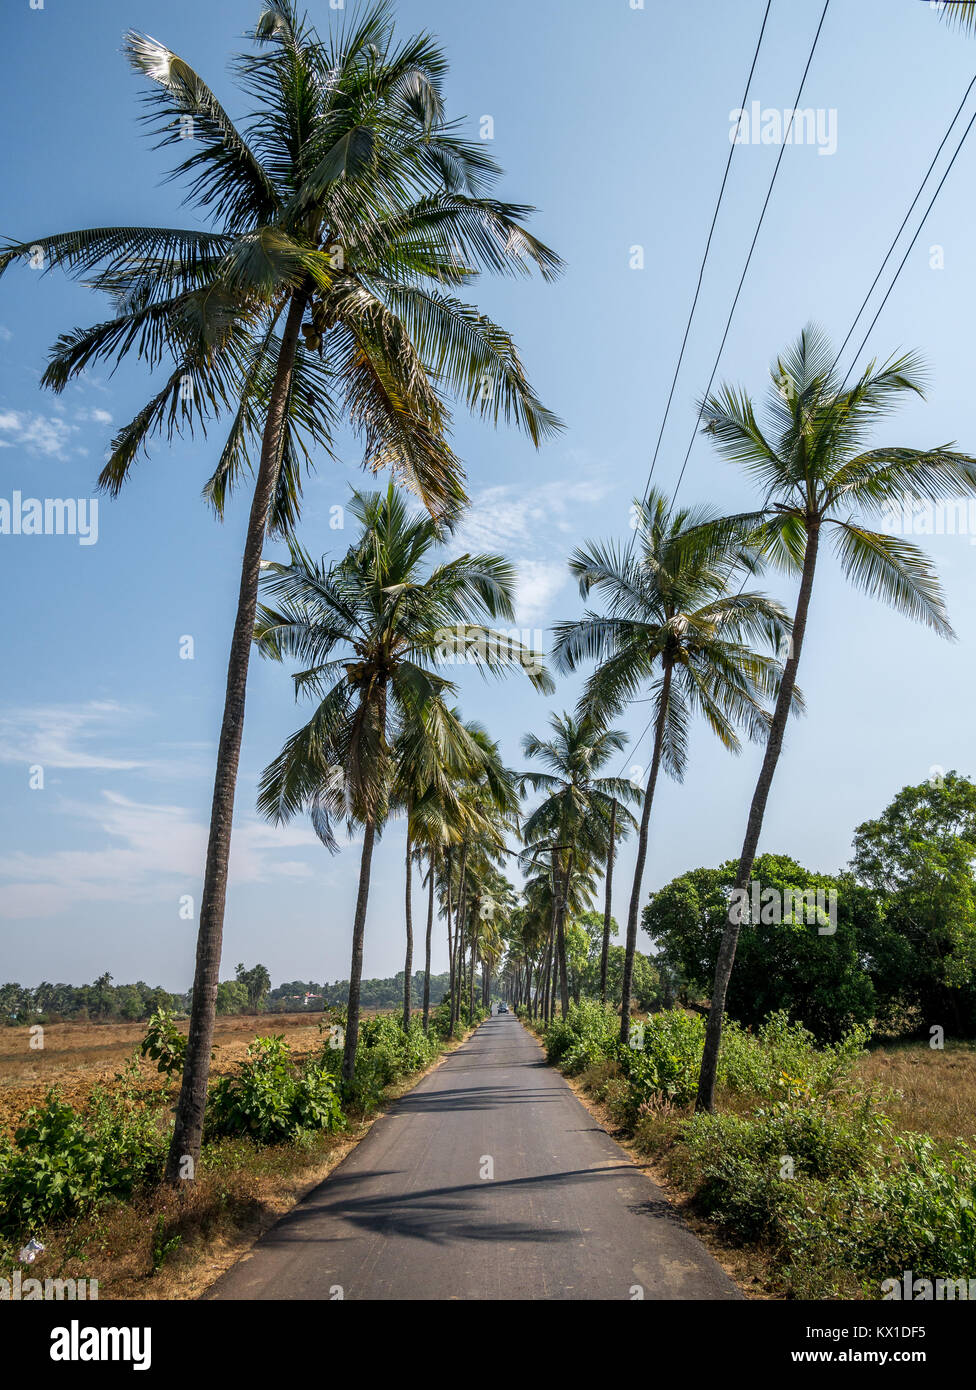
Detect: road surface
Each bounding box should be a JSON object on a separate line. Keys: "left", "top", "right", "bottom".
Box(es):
{"left": 205, "top": 1014, "right": 741, "bottom": 1301}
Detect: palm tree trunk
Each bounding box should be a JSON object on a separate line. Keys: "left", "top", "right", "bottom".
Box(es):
{"left": 600, "top": 799, "right": 617, "bottom": 1005}
{"left": 422, "top": 859, "right": 435, "bottom": 1033}
{"left": 402, "top": 826, "right": 413, "bottom": 1029}
{"left": 342, "top": 816, "right": 378, "bottom": 1084}
{"left": 445, "top": 848, "right": 454, "bottom": 1026}
{"left": 452, "top": 855, "right": 468, "bottom": 1033}
{"left": 619, "top": 662, "right": 673, "bottom": 1045}
{"left": 165, "top": 289, "right": 308, "bottom": 1185}
{"left": 468, "top": 921, "right": 477, "bottom": 1023}
{"left": 696, "top": 525, "right": 820, "bottom": 1112}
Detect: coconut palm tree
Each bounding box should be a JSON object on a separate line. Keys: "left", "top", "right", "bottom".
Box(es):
{"left": 693, "top": 325, "right": 976, "bottom": 1111}
{"left": 256, "top": 484, "right": 550, "bottom": 1080}
{"left": 0, "top": 0, "right": 561, "bottom": 1180}
{"left": 518, "top": 715, "right": 639, "bottom": 1020}
{"left": 521, "top": 857, "right": 599, "bottom": 1020}
{"left": 552, "top": 490, "right": 797, "bottom": 1043}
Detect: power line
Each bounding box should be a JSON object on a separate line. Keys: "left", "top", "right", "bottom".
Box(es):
{"left": 831, "top": 71, "right": 976, "bottom": 375}
{"left": 666, "top": 0, "right": 832, "bottom": 517}
{"left": 633, "top": 0, "right": 774, "bottom": 516}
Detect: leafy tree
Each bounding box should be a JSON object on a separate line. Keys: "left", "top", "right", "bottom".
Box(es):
{"left": 643, "top": 854, "right": 877, "bottom": 1041}
{"left": 236, "top": 962, "right": 272, "bottom": 1012}
{"left": 216, "top": 980, "right": 249, "bottom": 1014}
{"left": 851, "top": 772, "right": 976, "bottom": 1035}
{"left": 694, "top": 326, "right": 976, "bottom": 1110}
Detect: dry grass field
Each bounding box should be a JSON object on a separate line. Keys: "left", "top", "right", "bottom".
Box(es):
{"left": 855, "top": 1039, "right": 976, "bottom": 1143}
{"left": 0, "top": 1013, "right": 328, "bottom": 1138}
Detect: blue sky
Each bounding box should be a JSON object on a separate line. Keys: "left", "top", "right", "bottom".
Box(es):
{"left": 1, "top": 0, "right": 974, "bottom": 992}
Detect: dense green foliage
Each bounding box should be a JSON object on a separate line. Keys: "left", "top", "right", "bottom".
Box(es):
{"left": 0, "top": 976, "right": 183, "bottom": 1026}
{"left": 643, "top": 854, "right": 878, "bottom": 1041}
{"left": 0, "top": 1068, "right": 166, "bottom": 1236}
{"left": 207, "top": 1036, "right": 345, "bottom": 1144}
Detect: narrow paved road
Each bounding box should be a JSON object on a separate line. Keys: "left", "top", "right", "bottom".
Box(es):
{"left": 206, "top": 1016, "right": 741, "bottom": 1301}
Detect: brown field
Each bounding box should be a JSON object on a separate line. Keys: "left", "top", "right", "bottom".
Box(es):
{"left": 0, "top": 1013, "right": 330, "bottom": 1137}
{"left": 855, "top": 1039, "right": 976, "bottom": 1144}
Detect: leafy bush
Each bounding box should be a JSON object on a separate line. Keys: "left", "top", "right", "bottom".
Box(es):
{"left": 857, "top": 1135, "right": 976, "bottom": 1282}
{"left": 140, "top": 1008, "right": 187, "bottom": 1077}
{"left": 718, "top": 1010, "right": 867, "bottom": 1101}
{"left": 543, "top": 999, "right": 619, "bottom": 1073}
{"left": 0, "top": 1082, "right": 166, "bottom": 1238}
{"left": 207, "top": 1036, "right": 345, "bottom": 1144}
{"left": 620, "top": 1010, "right": 706, "bottom": 1112}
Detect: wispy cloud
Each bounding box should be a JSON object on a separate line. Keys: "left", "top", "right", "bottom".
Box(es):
{"left": 0, "top": 701, "right": 147, "bottom": 771}
{"left": 0, "top": 409, "right": 79, "bottom": 459}
{"left": 449, "top": 470, "right": 612, "bottom": 626}
{"left": 0, "top": 791, "right": 322, "bottom": 919}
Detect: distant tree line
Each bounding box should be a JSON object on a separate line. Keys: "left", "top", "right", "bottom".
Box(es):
{"left": 0, "top": 974, "right": 184, "bottom": 1025}
{"left": 0, "top": 967, "right": 453, "bottom": 1025}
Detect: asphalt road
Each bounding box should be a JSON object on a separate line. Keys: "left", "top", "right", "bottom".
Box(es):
{"left": 205, "top": 1014, "right": 742, "bottom": 1301}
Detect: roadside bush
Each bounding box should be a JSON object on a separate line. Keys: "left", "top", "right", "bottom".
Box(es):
{"left": 0, "top": 1083, "right": 166, "bottom": 1238}
{"left": 207, "top": 1036, "right": 345, "bottom": 1145}
{"left": 543, "top": 999, "right": 618, "bottom": 1073}
{"left": 619, "top": 1010, "right": 706, "bottom": 1112}
{"left": 718, "top": 1010, "right": 867, "bottom": 1101}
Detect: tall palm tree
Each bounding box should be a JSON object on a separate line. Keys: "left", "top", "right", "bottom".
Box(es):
{"left": 693, "top": 325, "right": 976, "bottom": 1111}
{"left": 0, "top": 0, "right": 561, "bottom": 1181}
{"left": 552, "top": 490, "right": 796, "bottom": 1043}
{"left": 519, "top": 714, "right": 639, "bottom": 1019}
{"left": 256, "top": 485, "right": 551, "bottom": 1081}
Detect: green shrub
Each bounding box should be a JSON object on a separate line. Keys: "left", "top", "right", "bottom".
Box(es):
{"left": 718, "top": 1010, "right": 867, "bottom": 1100}
{"left": 856, "top": 1135, "right": 976, "bottom": 1283}
{"left": 0, "top": 1083, "right": 166, "bottom": 1239}
{"left": 542, "top": 999, "right": 618, "bottom": 1073}
{"left": 620, "top": 1010, "right": 706, "bottom": 1112}
{"left": 207, "top": 1036, "right": 345, "bottom": 1144}
{"left": 139, "top": 1008, "right": 187, "bottom": 1077}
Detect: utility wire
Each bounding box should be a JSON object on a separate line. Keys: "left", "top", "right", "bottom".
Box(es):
{"left": 633, "top": 0, "right": 774, "bottom": 516}
{"left": 665, "top": 0, "right": 832, "bottom": 517}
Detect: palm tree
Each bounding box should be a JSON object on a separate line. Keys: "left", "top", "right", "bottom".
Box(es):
{"left": 693, "top": 325, "right": 976, "bottom": 1111}
{"left": 519, "top": 715, "right": 639, "bottom": 1019}
{"left": 552, "top": 490, "right": 796, "bottom": 1043}
{"left": 0, "top": 0, "right": 561, "bottom": 1181}
{"left": 392, "top": 701, "right": 497, "bottom": 1028}
{"left": 256, "top": 484, "right": 551, "bottom": 1081}
{"left": 939, "top": 2, "right": 976, "bottom": 32}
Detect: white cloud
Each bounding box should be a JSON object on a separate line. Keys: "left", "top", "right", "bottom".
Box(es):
{"left": 0, "top": 325, "right": 12, "bottom": 343}
{"left": 0, "top": 791, "right": 322, "bottom": 919}
{"left": 447, "top": 471, "right": 612, "bottom": 626}
{"left": 0, "top": 408, "right": 78, "bottom": 459}
{"left": 0, "top": 701, "right": 147, "bottom": 771}
{"left": 514, "top": 558, "right": 570, "bottom": 626}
